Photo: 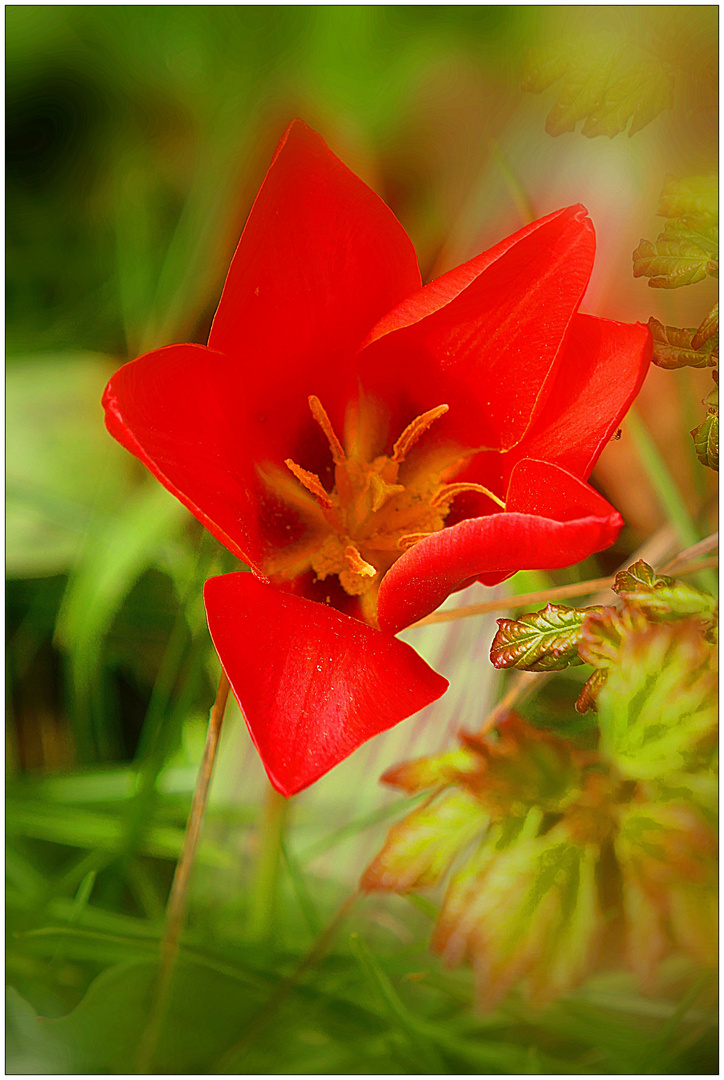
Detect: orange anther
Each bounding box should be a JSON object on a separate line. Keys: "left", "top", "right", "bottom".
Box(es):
{"left": 308, "top": 395, "right": 347, "bottom": 465}
{"left": 391, "top": 404, "right": 449, "bottom": 463}
{"left": 285, "top": 459, "right": 333, "bottom": 509}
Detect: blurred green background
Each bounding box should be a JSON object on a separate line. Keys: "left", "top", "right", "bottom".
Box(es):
{"left": 6, "top": 6, "right": 718, "bottom": 1074}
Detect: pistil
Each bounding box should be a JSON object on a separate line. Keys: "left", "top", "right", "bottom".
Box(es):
{"left": 262, "top": 394, "right": 506, "bottom": 612}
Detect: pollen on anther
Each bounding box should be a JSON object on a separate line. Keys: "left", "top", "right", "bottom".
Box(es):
{"left": 391, "top": 404, "right": 449, "bottom": 464}
{"left": 308, "top": 395, "right": 347, "bottom": 465}
{"left": 285, "top": 458, "right": 333, "bottom": 509}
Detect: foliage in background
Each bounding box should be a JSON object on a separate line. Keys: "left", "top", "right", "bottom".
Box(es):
{"left": 633, "top": 176, "right": 719, "bottom": 471}
{"left": 364, "top": 560, "right": 717, "bottom": 1011}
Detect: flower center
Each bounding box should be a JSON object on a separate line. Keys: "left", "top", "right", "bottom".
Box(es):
{"left": 259, "top": 395, "right": 505, "bottom": 623}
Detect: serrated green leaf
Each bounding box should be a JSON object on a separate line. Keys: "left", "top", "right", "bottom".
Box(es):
{"left": 360, "top": 789, "right": 485, "bottom": 893}
{"left": 379, "top": 746, "right": 479, "bottom": 794}
{"left": 434, "top": 834, "right": 603, "bottom": 1011}
{"left": 692, "top": 302, "right": 719, "bottom": 350}
{"left": 616, "top": 801, "right": 717, "bottom": 985}
{"left": 648, "top": 318, "right": 718, "bottom": 369}
{"left": 657, "top": 176, "right": 718, "bottom": 223}
{"left": 633, "top": 236, "right": 711, "bottom": 288}
{"left": 522, "top": 37, "right": 673, "bottom": 139}
{"left": 461, "top": 715, "right": 588, "bottom": 818}
{"left": 661, "top": 218, "right": 719, "bottom": 257}
{"left": 577, "top": 606, "right": 647, "bottom": 669}
{"left": 595, "top": 621, "right": 717, "bottom": 781}
{"left": 691, "top": 380, "right": 719, "bottom": 471}
{"left": 490, "top": 603, "right": 598, "bottom": 671}
{"left": 612, "top": 559, "right": 717, "bottom": 624}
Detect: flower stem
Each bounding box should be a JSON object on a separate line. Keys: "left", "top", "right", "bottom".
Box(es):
{"left": 136, "top": 669, "right": 230, "bottom": 1073}
{"left": 247, "top": 783, "right": 291, "bottom": 944}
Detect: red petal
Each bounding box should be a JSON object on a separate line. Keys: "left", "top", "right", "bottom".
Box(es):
{"left": 102, "top": 343, "right": 263, "bottom": 567}
{"left": 204, "top": 573, "right": 448, "bottom": 796}
{"left": 208, "top": 120, "right": 422, "bottom": 463}
{"left": 510, "top": 314, "right": 652, "bottom": 479}
{"left": 377, "top": 460, "right": 622, "bottom": 634}
{"left": 355, "top": 206, "right": 595, "bottom": 452}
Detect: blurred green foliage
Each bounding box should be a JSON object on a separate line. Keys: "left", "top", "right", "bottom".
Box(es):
{"left": 6, "top": 6, "right": 718, "bottom": 1074}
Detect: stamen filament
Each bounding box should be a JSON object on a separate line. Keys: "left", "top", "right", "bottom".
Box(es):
{"left": 432, "top": 482, "right": 506, "bottom": 510}
{"left": 398, "top": 531, "right": 436, "bottom": 548}
{"left": 285, "top": 459, "right": 333, "bottom": 509}
{"left": 391, "top": 404, "right": 449, "bottom": 463}
{"left": 309, "top": 395, "right": 346, "bottom": 465}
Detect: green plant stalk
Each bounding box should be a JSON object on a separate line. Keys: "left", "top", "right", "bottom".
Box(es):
{"left": 247, "top": 785, "right": 291, "bottom": 944}
{"left": 627, "top": 409, "right": 717, "bottom": 593}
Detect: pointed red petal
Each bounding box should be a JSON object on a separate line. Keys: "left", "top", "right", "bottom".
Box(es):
{"left": 377, "top": 461, "right": 621, "bottom": 634}
{"left": 204, "top": 573, "right": 448, "bottom": 796}
{"left": 355, "top": 206, "right": 595, "bottom": 452}
{"left": 511, "top": 314, "right": 652, "bottom": 479}
{"left": 208, "top": 120, "right": 422, "bottom": 463}
{"left": 102, "top": 343, "right": 263, "bottom": 567}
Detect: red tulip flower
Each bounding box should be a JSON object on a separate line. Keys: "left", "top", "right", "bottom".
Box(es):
{"left": 103, "top": 120, "right": 650, "bottom": 797}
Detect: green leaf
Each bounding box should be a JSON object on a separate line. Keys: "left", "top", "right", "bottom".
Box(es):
{"left": 648, "top": 318, "right": 718, "bottom": 369}
{"left": 434, "top": 834, "right": 603, "bottom": 1011}
{"left": 661, "top": 218, "right": 719, "bottom": 257}
{"left": 54, "top": 483, "right": 190, "bottom": 758}
{"left": 7, "top": 988, "right": 75, "bottom": 1073}
{"left": 616, "top": 802, "right": 717, "bottom": 985}
{"left": 28, "top": 960, "right": 266, "bottom": 1073}
{"left": 612, "top": 559, "right": 718, "bottom": 624}
{"left": 657, "top": 176, "right": 718, "bottom": 223}
{"left": 462, "top": 716, "right": 588, "bottom": 818}
{"left": 578, "top": 606, "right": 649, "bottom": 669}
{"left": 379, "top": 746, "right": 479, "bottom": 794}
{"left": 691, "top": 379, "right": 719, "bottom": 471}
{"left": 633, "top": 235, "right": 712, "bottom": 288}
{"left": 595, "top": 621, "right": 717, "bottom": 781}
{"left": 490, "top": 603, "right": 597, "bottom": 671}
{"left": 692, "top": 302, "right": 719, "bottom": 350}
{"left": 522, "top": 37, "right": 673, "bottom": 139}
{"left": 360, "top": 789, "right": 485, "bottom": 892}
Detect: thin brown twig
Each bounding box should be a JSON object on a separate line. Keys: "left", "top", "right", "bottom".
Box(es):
{"left": 136, "top": 670, "right": 230, "bottom": 1073}
{"left": 411, "top": 555, "right": 718, "bottom": 629}
{"left": 662, "top": 532, "right": 718, "bottom": 572}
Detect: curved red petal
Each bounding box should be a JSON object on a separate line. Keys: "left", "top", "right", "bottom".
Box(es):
{"left": 208, "top": 120, "right": 422, "bottom": 462}
{"left": 510, "top": 314, "right": 652, "bottom": 480}
{"left": 102, "top": 343, "right": 263, "bottom": 567}
{"left": 355, "top": 206, "right": 595, "bottom": 452}
{"left": 377, "top": 460, "right": 622, "bottom": 634}
{"left": 204, "top": 573, "right": 448, "bottom": 796}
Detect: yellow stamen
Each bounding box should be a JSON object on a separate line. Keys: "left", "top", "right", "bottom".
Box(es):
{"left": 285, "top": 459, "right": 333, "bottom": 509}
{"left": 344, "top": 545, "right": 377, "bottom": 578}
{"left": 431, "top": 482, "right": 506, "bottom": 510}
{"left": 391, "top": 404, "right": 449, "bottom": 463}
{"left": 398, "top": 531, "right": 436, "bottom": 549}
{"left": 308, "top": 395, "right": 346, "bottom": 465}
